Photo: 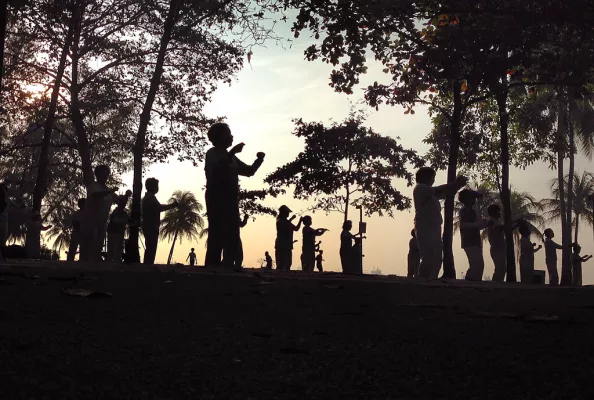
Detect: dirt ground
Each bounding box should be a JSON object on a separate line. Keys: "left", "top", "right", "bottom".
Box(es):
{"left": 1, "top": 262, "right": 593, "bottom": 399}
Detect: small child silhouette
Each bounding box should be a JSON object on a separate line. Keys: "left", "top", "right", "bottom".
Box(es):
{"left": 571, "top": 243, "right": 592, "bottom": 286}
{"left": 264, "top": 251, "right": 273, "bottom": 269}
{"left": 26, "top": 212, "right": 52, "bottom": 259}
{"left": 301, "top": 215, "right": 328, "bottom": 272}
{"left": 67, "top": 198, "right": 86, "bottom": 262}
{"left": 107, "top": 192, "right": 131, "bottom": 262}
{"left": 142, "top": 178, "right": 178, "bottom": 265}
{"left": 187, "top": 248, "right": 197, "bottom": 266}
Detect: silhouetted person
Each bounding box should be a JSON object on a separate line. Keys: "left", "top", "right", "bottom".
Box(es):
{"left": 300, "top": 215, "right": 327, "bottom": 272}
{"left": 486, "top": 204, "right": 507, "bottom": 282}
{"left": 265, "top": 251, "right": 273, "bottom": 270}
{"left": 107, "top": 192, "right": 131, "bottom": 262}
{"left": 204, "top": 123, "right": 264, "bottom": 270}
{"left": 459, "top": 189, "right": 490, "bottom": 282}
{"left": 315, "top": 249, "right": 324, "bottom": 272}
{"left": 407, "top": 229, "right": 420, "bottom": 278}
{"left": 26, "top": 212, "right": 52, "bottom": 259}
{"left": 142, "top": 178, "right": 178, "bottom": 265}
{"left": 235, "top": 214, "right": 249, "bottom": 269}
{"left": 187, "top": 248, "right": 197, "bottom": 266}
{"left": 275, "top": 205, "right": 302, "bottom": 271}
{"left": 544, "top": 228, "right": 563, "bottom": 286}
{"left": 80, "top": 165, "right": 118, "bottom": 262}
{"left": 518, "top": 222, "right": 541, "bottom": 284}
{"left": 413, "top": 167, "right": 467, "bottom": 280}
{"left": 340, "top": 220, "right": 359, "bottom": 273}
{"left": 571, "top": 243, "right": 591, "bottom": 286}
{"left": 67, "top": 198, "right": 86, "bottom": 262}
{"left": 0, "top": 183, "right": 8, "bottom": 259}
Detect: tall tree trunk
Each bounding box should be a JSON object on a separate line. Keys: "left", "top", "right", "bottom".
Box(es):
{"left": 69, "top": 5, "right": 94, "bottom": 186}
{"left": 442, "top": 80, "right": 462, "bottom": 279}
{"left": 567, "top": 95, "right": 576, "bottom": 245}
{"left": 557, "top": 90, "right": 572, "bottom": 285}
{"left": 167, "top": 230, "right": 178, "bottom": 265}
{"left": 495, "top": 87, "right": 516, "bottom": 282}
{"left": 28, "top": 6, "right": 77, "bottom": 252}
{"left": 0, "top": 0, "right": 8, "bottom": 103}
{"left": 574, "top": 214, "right": 580, "bottom": 243}
{"left": 344, "top": 184, "right": 350, "bottom": 223}
{"left": 127, "top": 0, "right": 181, "bottom": 263}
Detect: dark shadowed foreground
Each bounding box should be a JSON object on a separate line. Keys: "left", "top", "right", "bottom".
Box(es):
{"left": 1, "top": 263, "right": 594, "bottom": 399}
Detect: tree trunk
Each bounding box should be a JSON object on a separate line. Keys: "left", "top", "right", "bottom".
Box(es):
{"left": 495, "top": 87, "right": 516, "bottom": 282}
{"left": 0, "top": 0, "right": 8, "bottom": 102}
{"left": 167, "top": 230, "right": 178, "bottom": 265}
{"left": 441, "top": 80, "right": 463, "bottom": 279}
{"left": 557, "top": 90, "right": 572, "bottom": 285}
{"left": 69, "top": 5, "right": 94, "bottom": 186}
{"left": 28, "top": 6, "right": 77, "bottom": 252}
{"left": 567, "top": 96, "right": 575, "bottom": 246}
{"left": 127, "top": 0, "right": 181, "bottom": 263}
{"left": 574, "top": 214, "right": 580, "bottom": 243}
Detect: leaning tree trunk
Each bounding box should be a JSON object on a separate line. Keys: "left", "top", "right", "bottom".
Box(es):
{"left": 28, "top": 6, "right": 78, "bottom": 252}
{"left": 441, "top": 81, "right": 463, "bottom": 279}
{"left": 567, "top": 95, "right": 576, "bottom": 245}
{"left": 127, "top": 0, "right": 181, "bottom": 263}
{"left": 495, "top": 87, "right": 516, "bottom": 283}
{"left": 0, "top": 0, "right": 8, "bottom": 101}
{"left": 167, "top": 230, "right": 179, "bottom": 265}
{"left": 557, "top": 91, "right": 572, "bottom": 285}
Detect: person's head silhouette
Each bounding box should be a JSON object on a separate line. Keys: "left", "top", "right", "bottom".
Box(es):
{"left": 410, "top": 229, "right": 416, "bottom": 238}
{"left": 319, "top": 250, "right": 324, "bottom": 255}
{"left": 415, "top": 167, "right": 436, "bottom": 186}
{"left": 278, "top": 205, "right": 291, "bottom": 219}
{"left": 191, "top": 248, "right": 195, "bottom": 252}
{"left": 208, "top": 123, "right": 233, "bottom": 149}
{"left": 302, "top": 215, "right": 312, "bottom": 226}
{"left": 145, "top": 178, "right": 159, "bottom": 194}
{"left": 94, "top": 165, "right": 110, "bottom": 185}
{"left": 458, "top": 189, "right": 481, "bottom": 207}
{"left": 544, "top": 228, "right": 554, "bottom": 239}
{"left": 487, "top": 204, "right": 501, "bottom": 219}
{"left": 342, "top": 220, "right": 353, "bottom": 231}
{"left": 572, "top": 243, "right": 581, "bottom": 254}
{"left": 115, "top": 195, "right": 128, "bottom": 209}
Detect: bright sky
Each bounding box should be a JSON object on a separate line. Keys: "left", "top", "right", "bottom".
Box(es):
{"left": 113, "top": 23, "right": 594, "bottom": 284}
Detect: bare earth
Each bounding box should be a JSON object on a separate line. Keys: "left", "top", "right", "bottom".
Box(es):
{"left": 1, "top": 261, "right": 594, "bottom": 399}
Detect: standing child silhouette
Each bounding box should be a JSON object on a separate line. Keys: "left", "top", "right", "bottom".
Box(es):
{"left": 142, "top": 178, "right": 178, "bottom": 265}
{"left": 107, "top": 192, "right": 131, "bottom": 262}
{"left": 518, "top": 222, "right": 542, "bottom": 284}
{"left": 80, "top": 165, "right": 118, "bottom": 262}
{"left": 275, "top": 205, "right": 301, "bottom": 271}
{"left": 67, "top": 198, "right": 86, "bottom": 262}
{"left": 187, "top": 248, "right": 197, "bottom": 266}
{"left": 300, "top": 215, "right": 327, "bottom": 272}
{"left": 204, "top": 123, "right": 265, "bottom": 271}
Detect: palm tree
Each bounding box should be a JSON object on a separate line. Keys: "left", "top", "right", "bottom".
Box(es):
{"left": 542, "top": 171, "right": 594, "bottom": 243}
{"left": 454, "top": 182, "right": 545, "bottom": 256}
{"left": 160, "top": 191, "right": 205, "bottom": 265}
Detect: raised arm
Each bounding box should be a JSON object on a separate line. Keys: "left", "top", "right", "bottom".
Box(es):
{"left": 433, "top": 176, "right": 467, "bottom": 199}
{"left": 159, "top": 200, "right": 178, "bottom": 212}
{"left": 239, "top": 215, "right": 249, "bottom": 228}
{"left": 235, "top": 153, "right": 265, "bottom": 177}
{"left": 533, "top": 244, "right": 542, "bottom": 253}
{"left": 292, "top": 217, "right": 303, "bottom": 231}
{"left": 460, "top": 219, "right": 489, "bottom": 230}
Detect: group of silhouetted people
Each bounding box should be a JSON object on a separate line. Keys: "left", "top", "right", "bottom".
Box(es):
{"left": 408, "top": 166, "right": 591, "bottom": 286}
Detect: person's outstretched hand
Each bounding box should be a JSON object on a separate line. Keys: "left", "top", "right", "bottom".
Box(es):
{"left": 111, "top": 188, "right": 119, "bottom": 193}
{"left": 257, "top": 152, "right": 265, "bottom": 159}
{"left": 289, "top": 215, "right": 296, "bottom": 221}
{"left": 230, "top": 142, "right": 245, "bottom": 155}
